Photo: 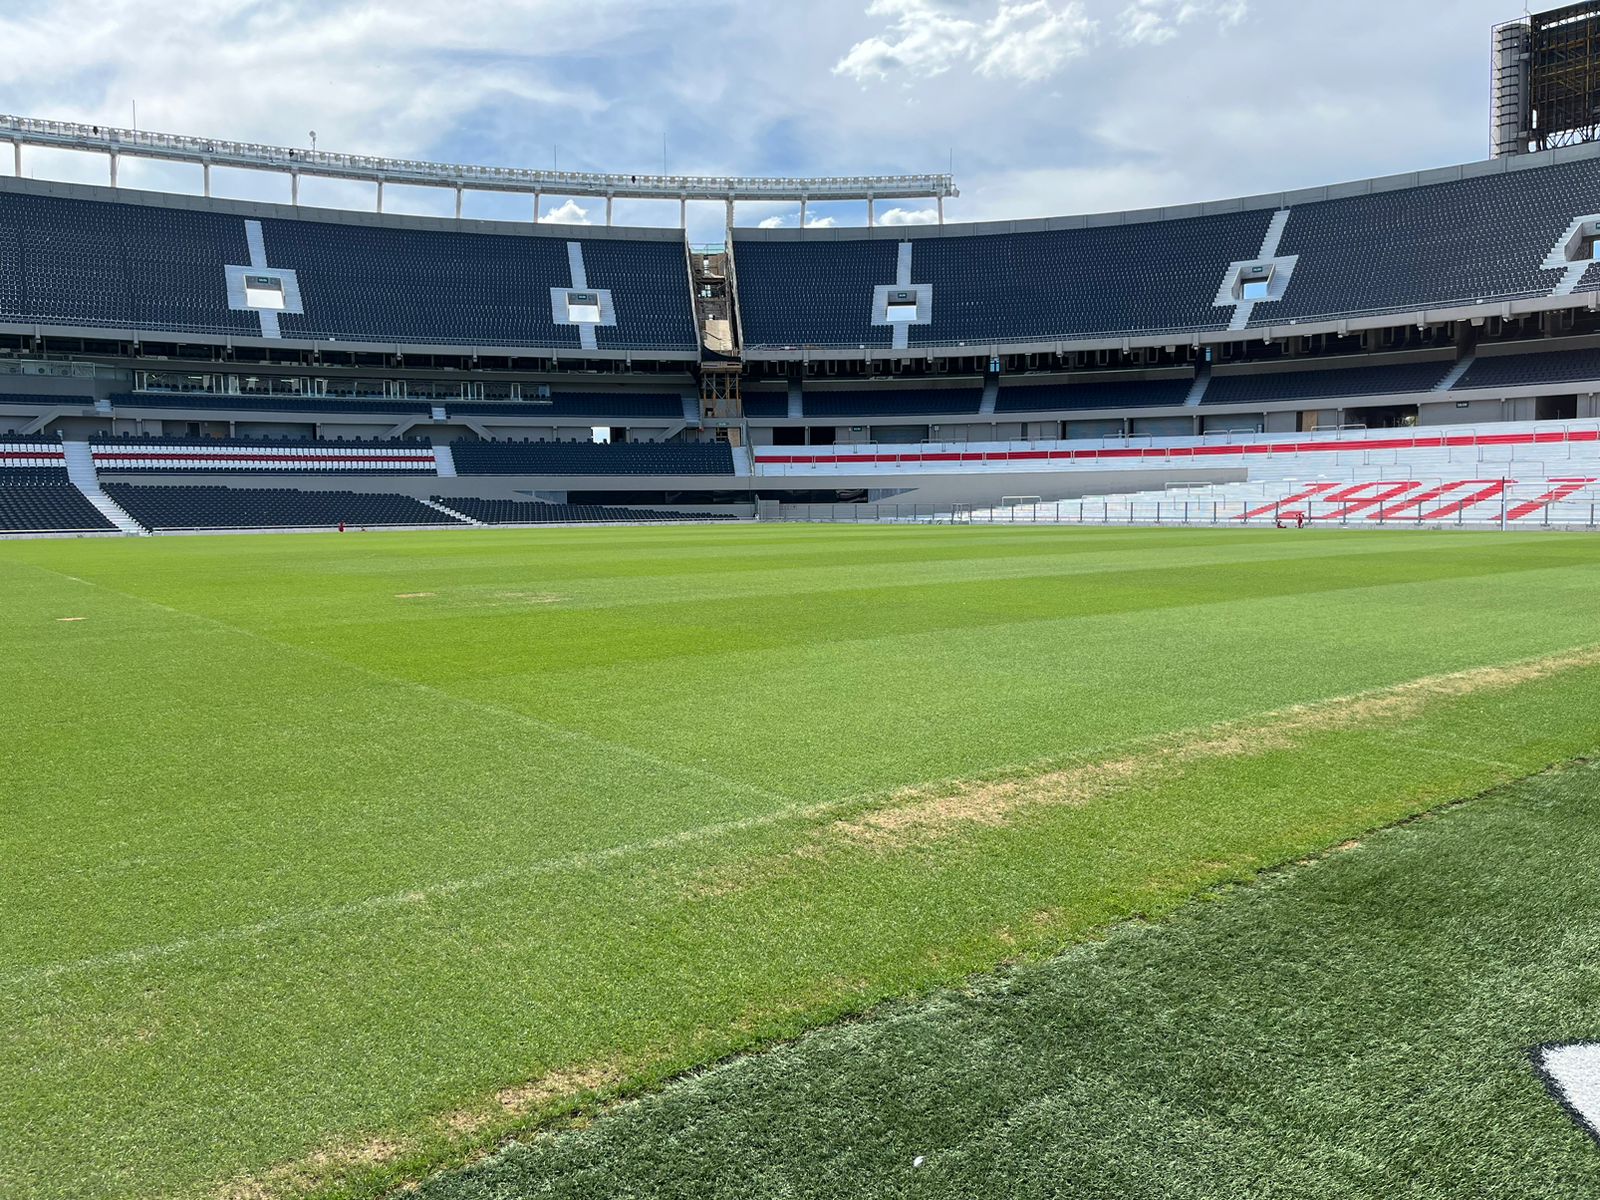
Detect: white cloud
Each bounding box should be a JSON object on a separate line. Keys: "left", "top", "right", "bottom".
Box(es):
{"left": 879, "top": 206, "right": 939, "bottom": 225}
{"left": 806, "top": 215, "right": 839, "bottom": 228}
{"left": 1118, "top": 0, "right": 1247, "bottom": 46}
{"left": 758, "top": 215, "right": 788, "bottom": 228}
{"left": 541, "top": 199, "right": 592, "bottom": 224}
{"left": 834, "top": 0, "right": 1096, "bottom": 84}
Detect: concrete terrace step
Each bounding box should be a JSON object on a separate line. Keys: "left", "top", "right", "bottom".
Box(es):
{"left": 62, "top": 440, "right": 146, "bottom": 534}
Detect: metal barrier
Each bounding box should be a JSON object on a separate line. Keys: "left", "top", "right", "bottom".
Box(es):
{"left": 772, "top": 486, "right": 1600, "bottom": 530}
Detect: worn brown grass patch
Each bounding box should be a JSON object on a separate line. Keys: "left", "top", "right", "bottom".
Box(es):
{"left": 213, "top": 1061, "right": 626, "bottom": 1200}
{"left": 829, "top": 645, "right": 1600, "bottom": 853}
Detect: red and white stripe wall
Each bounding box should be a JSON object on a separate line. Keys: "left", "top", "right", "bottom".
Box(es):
{"left": 752, "top": 421, "right": 1600, "bottom": 478}
{"left": 86, "top": 443, "right": 439, "bottom": 473}
{"left": 0, "top": 442, "right": 68, "bottom": 469}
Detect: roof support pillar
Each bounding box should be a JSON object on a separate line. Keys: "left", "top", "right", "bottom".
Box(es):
{"left": 800, "top": 197, "right": 807, "bottom": 228}
{"left": 12, "top": 139, "right": 21, "bottom": 177}
{"left": 109, "top": 151, "right": 118, "bottom": 188}
{"left": 679, "top": 197, "right": 687, "bottom": 229}
{"left": 726, "top": 198, "right": 734, "bottom": 230}
{"left": 867, "top": 196, "right": 874, "bottom": 228}
{"left": 202, "top": 162, "right": 211, "bottom": 198}
{"left": 532, "top": 190, "right": 541, "bottom": 223}
{"left": 937, "top": 195, "right": 944, "bottom": 225}
{"left": 291, "top": 171, "right": 299, "bottom": 206}
{"left": 376, "top": 179, "right": 384, "bottom": 213}
{"left": 606, "top": 193, "right": 614, "bottom": 226}
{"left": 454, "top": 186, "right": 463, "bottom": 219}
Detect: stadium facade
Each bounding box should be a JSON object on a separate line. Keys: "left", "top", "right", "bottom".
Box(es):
{"left": 7, "top": 120, "right": 1600, "bottom": 532}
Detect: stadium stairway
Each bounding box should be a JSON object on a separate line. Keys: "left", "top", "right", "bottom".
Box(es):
{"left": 62, "top": 440, "right": 145, "bottom": 534}
{"left": 421, "top": 498, "right": 480, "bottom": 524}
{"left": 434, "top": 446, "right": 458, "bottom": 478}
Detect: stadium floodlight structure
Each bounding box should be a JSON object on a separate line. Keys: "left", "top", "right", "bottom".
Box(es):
{"left": 0, "top": 114, "right": 958, "bottom": 228}
{"left": 1493, "top": 1, "right": 1600, "bottom": 156}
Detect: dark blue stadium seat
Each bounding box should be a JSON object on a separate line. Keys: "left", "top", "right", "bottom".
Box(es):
{"left": 1453, "top": 346, "right": 1600, "bottom": 390}
{"left": 102, "top": 484, "right": 463, "bottom": 529}
{"left": 995, "top": 379, "right": 1191, "bottom": 412}
{"left": 442, "top": 496, "right": 735, "bottom": 524}
{"left": 449, "top": 440, "right": 734, "bottom": 475}
{"left": 803, "top": 388, "right": 981, "bottom": 417}
{"left": 1202, "top": 361, "right": 1453, "bottom": 404}
{"left": 0, "top": 187, "right": 697, "bottom": 351}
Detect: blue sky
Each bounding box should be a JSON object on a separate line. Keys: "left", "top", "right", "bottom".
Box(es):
{"left": 0, "top": 0, "right": 1526, "bottom": 242}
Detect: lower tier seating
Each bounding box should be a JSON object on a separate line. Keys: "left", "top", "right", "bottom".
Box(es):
{"left": 0, "top": 482, "right": 116, "bottom": 532}
{"left": 442, "top": 496, "right": 736, "bottom": 524}
{"left": 450, "top": 440, "right": 735, "bottom": 475}
{"left": 102, "top": 485, "right": 464, "bottom": 530}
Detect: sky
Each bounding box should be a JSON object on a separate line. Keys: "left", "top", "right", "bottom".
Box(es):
{"left": 0, "top": 0, "right": 1532, "bottom": 243}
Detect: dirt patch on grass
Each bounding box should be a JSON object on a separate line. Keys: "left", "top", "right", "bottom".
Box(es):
{"left": 214, "top": 1062, "right": 626, "bottom": 1200}
{"left": 216, "top": 1138, "right": 404, "bottom": 1200}
{"left": 829, "top": 645, "right": 1600, "bottom": 854}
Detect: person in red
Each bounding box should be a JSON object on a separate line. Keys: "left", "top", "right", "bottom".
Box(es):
{"left": 338, "top": 521, "right": 345, "bottom": 533}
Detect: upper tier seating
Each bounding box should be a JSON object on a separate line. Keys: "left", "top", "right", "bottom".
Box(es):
{"left": 1265, "top": 160, "right": 1600, "bottom": 323}
{"left": 441, "top": 496, "right": 736, "bottom": 524}
{"left": 802, "top": 388, "right": 982, "bottom": 417}
{"left": 449, "top": 440, "right": 734, "bottom": 475}
{"left": 735, "top": 154, "right": 1600, "bottom": 347}
{"left": 1454, "top": 346, "right": 1600, "bottom": 390}
{"left": 0, "top": 188, "right": 697, "bottom": 351}
{"left": 996, "top": 378, "right": 1192, "bottom": 412}
{"left": 102, "top": 484, "right": 463, "bottom": 530}
{"left": 1202, "top": 361, "right": 1453, "bottom": 405}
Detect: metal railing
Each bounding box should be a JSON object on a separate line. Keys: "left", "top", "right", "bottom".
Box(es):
{"left": 0, "top": 114, "right": 957, "bottom": 204}
{"left": 772, "top": 486, "right": 1600, "bottom": 530}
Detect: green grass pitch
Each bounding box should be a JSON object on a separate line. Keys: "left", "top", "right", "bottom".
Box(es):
{"left": 421, "top": 759, "right": 1600, "bottom": 1200}
{"left": 3, "top": 524, "right": 1599, "bottom": 1199}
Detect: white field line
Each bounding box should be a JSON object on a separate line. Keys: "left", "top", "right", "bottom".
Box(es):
{"left": 8, "top": 561, "right": 1600, "bottom": 990}
{"left": 17, "top": 560, "right": 795, "bottom": 810}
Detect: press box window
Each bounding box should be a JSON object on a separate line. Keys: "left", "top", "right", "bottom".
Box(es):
{"left": 1572, "top": 220, "right": 1600, "bottom": 262}
{"left": 1236, "top": 264, "right": 1273, "bottom": 301}
{"left": 565, "top": 291, "right": 602, "bottom": 323}
{"left": 885, "top": 289, "right": 920, "bottom": 323}
{"left": 243, "top": 274, "right": 286, "bottom": 310}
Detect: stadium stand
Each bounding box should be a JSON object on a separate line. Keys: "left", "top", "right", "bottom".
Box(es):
{"left": 441, "top": 496, "right": 737, "bottom": 524}
{"left": 88, "top": 436, "right": 439, "bottom": 474}
{"left": 0, "top": 187, "right": 698, "bottom": 351}
{"left": 801, "top": 388, "right": 982, "bottom": 417}
{"left": 741, "top": 393, "right": 790, "bottom": 419}
{"left": 102, "top": 484, "right": 463, "bottom": 530}
{"left": 1202, "top": 360, "right": 1454, "bottom": 404}
{"left": 449, "top": 440, "right": 735, "bottom": 475}
{"left": 0, "top": 435, "right": 115, "bottom": 532}
{"left": 734, "top": 239, "right": 901, "bottom": 347}
{"left": 995, "top": 378, "right": 1192, "bottom": 411}
{"left": 1453, "top": 346, "right": 1600, "bottom": 390}
{"left": 1265, "top": 159, "right": 1600, "bottom": 322}
{"left": 734, "top": 154, "right": 1600, "bottom": 348}
{"left": 0, "top": 478, "right": 117, "bottom": 532}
